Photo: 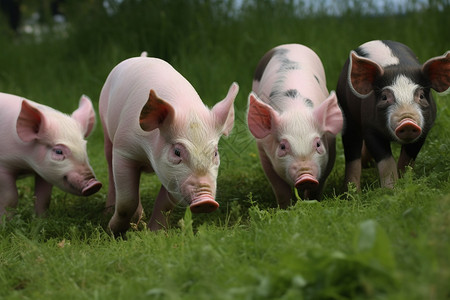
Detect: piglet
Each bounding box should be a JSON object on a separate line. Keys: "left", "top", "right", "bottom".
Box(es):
{"left": 336, "top": 40, "right": 450, "bottom": 189}
{"left": 99, "top": 56, "right": 238, "bottom": 235}
{"left": 247, "top": 44, "right": 343, "bottom": 207}
{"left": 0, "top": 93, "right": 102, "bottom": 217}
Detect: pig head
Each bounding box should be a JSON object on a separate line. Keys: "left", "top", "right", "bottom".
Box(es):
{"left": 336, "top": 40, "right": 450, "bottom": 189}
{"left": 100, "top": 56, "right": 238, "bottom": 236}
{"left": 247, "top": 44, "right": 343, "bottom": 207}
{"left": 0, "top": 93, "right": 102, "bottom": 217}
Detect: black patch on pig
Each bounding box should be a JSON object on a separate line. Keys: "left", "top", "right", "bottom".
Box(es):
{"left": 355, "top": 46, "right": 369, "bottom": 58}
{"left": 284, "top": 89, "right": 298, "bottom": 98}
{"left": 304, "top": 99, "right": 314, "bottom": 107}
{"left": 381, "top": 40, "right": 420, "bottom": 66}
{"left": 254, "top": 48, "right": 277, "bottom": 82}
{"left": 314, "top": 75, "right": 320, "bottom": 84}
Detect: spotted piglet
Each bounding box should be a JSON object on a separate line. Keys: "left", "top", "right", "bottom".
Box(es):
{"left": 336, "top": 40, "right": 450, "bottom": 189}
{"left": 247, "top": 44, "right": 343, "bottom": 207}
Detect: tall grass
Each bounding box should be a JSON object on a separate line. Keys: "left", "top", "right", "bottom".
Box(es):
{"left": 0, "top": 0, "right": 449, "bottom": 298}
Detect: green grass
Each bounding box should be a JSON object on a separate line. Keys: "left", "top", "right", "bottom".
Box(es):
{"left": 0, "top": 0, "right": 450, "bottom": 299}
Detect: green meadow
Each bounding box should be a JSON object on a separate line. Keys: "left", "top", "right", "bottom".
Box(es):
{"left": 0, "top": 0, "right": 449, "bottom": 298}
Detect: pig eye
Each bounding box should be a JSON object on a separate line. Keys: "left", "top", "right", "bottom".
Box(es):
{"left": 169, "top": 143, "right": 185, "bottom": 164}
{"left": 314, "top": 137, "right": 325, "bottom": 155}
{"left": 415, "top": 89, "right": 429, "bottom": 107}
{"left": 377, "top": 90, "right": 394, "bottom": 109}
{"left": 51, "top": 146, "right": 66, "bottom": 161}
{"left": 277, "top": 140, "right": 289, "bottom": 157}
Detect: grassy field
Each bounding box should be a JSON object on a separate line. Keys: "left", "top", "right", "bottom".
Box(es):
{"left": 1, "top": 0, "right": 449, "bottom": 299}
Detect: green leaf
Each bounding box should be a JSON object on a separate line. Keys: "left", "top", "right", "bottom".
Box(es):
{"left": 354, "top": 219, "right": 396, "bottom": 271}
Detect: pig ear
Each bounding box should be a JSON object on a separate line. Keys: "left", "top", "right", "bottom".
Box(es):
{"left": 422, "top": 51, "right": 450, "bottom": 93}
{"left": 139, "top": 89, "right": 175, "bottom": 132}
{"left": 313, "top": 91, "right": 343, "bottom": 136}
{"left": 349, "top": 51, "right": 384, "bottom": 98}
{"left": 211, "top": 82, "right": 239, "bottom": 136}
{"left": 71, "top": 95, "right": 96, "bottom": 138}
{"left": 16, "top": 100, "right": 45, "bottom": 142}
{"left": 247, "top": 92, "right": 279, "bottom": 139}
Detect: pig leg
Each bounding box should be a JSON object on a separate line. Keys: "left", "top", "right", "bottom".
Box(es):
{"left": 342, "top": 124, "right": 363, "bottom": 190}
{"left": 104, "top": 133, "right": 116, "bottom": 214}
{"left": 258, "top": 144, "right": 292, "bottom": 208}
{"left": 108, "top": 155, "right": 142, "bottom": 237}
{"left": 34, "top": 175, "right": 53, "bottom": 215}
{"left": 364, "top": 133, "right": 398, "bottom": 188}
{"left": 397, "top": 138, "right": 425, "bottom": 174}
{"left": 0, "top": 171, "right": 19, "bottom": 217}
{"left": 148, "top": 185, "right": 176, "bottom": 231}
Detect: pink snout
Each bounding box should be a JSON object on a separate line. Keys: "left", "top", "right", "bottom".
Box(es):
{"left": 81, "top": 178, "right": 102, "bottom": 196}
{"left": 395, "top": 119, "right": 422, "bottom": 142}
{"left": 295, "top": 174, "right": 319, "bottom": 191}
{"left": 190, "top": 194, "right": 219, "bottom": 214}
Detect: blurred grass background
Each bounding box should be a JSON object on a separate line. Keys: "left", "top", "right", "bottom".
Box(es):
{"left": 0, "top": 1, "right": 449, "bottom": 298}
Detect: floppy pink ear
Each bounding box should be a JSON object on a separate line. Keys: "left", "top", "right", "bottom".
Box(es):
{"left": 349, "top": 51, "right": 384, "bottom": 97}
{"left": 139, "top": 89, "right": 175, "bottom": 132}
{"left": 71, "top": 95, "right": 96, "bottom": 138}
{"left": 212, "top": 82, "right": 239, "bottom": 136}
{"left": 313, "top": 91, "right": 343, "bottom": 135}
{"left": 422, "top": 51, "right": 450, "bottom": 93}
{"left": 247, "top": 92, "right": 279, "bottom": 139}
{"left": 16, "top": 100, "right": 45, "bottom": 142}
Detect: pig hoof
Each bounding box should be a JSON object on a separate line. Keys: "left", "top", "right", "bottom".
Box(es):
{"left": 190, "top": 195, "right": 219, "bottom": 213}
{"left": 295, "top": 174, "right": 319, "bottom": 191}
{"left": 82, "top": 179, "right": 102, "bottom": 196}
{"left": 395, "top": 119, "right": 421, "bottom": 142}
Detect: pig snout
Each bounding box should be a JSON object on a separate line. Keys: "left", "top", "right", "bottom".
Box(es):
{"left": 182, "top": 178, "right": 219, "bottom": 213}
{"left": 295, "top": 174, "right": 319, "bottom": 191}
{"left": 81, "top": 178, "right": 103, "bottom": 196}
{"left": 190, "top": 194, "right": 219, "bottom": 213}
{"left": 64, "top": 170, "right": 102, "bottom": 196}
{"left": 395, "top": 118, "right": 422, "bottom": 142}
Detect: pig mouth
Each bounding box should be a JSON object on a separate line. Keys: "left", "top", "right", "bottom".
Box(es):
{"left": 295, "top": 174, "right": 319, "bottom": 191}
{"left": 395, "top": 118, "right": 422, "bottom": 143}
{"left": 189, "top": 192, "right": 219, "bottom": 214}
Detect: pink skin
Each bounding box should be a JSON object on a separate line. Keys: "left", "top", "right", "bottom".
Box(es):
{"left": 100, "top": 56, "right": 238, "bottom": 236}
{"left": 248, "top": 44, "right": 343, "bottom": 207}
{"left": 0, "top": 93, "right": 101, "bottom": 217}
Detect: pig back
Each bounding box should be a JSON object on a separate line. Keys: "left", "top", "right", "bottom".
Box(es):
{"left": 100, "top": 57, "right": 204, "bottom": 142}
{"left": 253, "top": 44, "right": 329, "bottom": 112}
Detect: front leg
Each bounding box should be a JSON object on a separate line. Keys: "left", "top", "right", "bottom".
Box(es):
{"left": 364, "top": 132, "right": 397, "bottom": 188}
{"left": 34, "top": 174, "right": 53, "bottom": 216}
{"left": 377, "top": 157, "right": 398, "bottom": 188}
{"left": 0, "top": 170, "right": 19, "bottom": 218}
{"left": 257, "top": 144, "right": 292, "bottom": 208}
{"left": 148, "top": 185, "right": 176, "bottom": 231}
{"left": 108, "top": 154, "right": 142, "bottom": 237}
{"left": 398, "top": 138, "right": 425, "bottom": 175}
{"left": 342, "top": 123, "right": 363, "bottom": 190}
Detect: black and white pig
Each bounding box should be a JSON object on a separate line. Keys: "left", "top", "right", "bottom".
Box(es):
{"left": 336, "top": 40, "right": 450, "bottom": 189}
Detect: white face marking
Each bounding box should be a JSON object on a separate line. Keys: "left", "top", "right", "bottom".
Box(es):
{"left": 388, "top": 75, "right": 419, "bottom": 105}
{"left": 360, "top": 40, "right": 400, "bottom": 67}
{"left": 385, "top": 75, "right": 424, "bottom": 140}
